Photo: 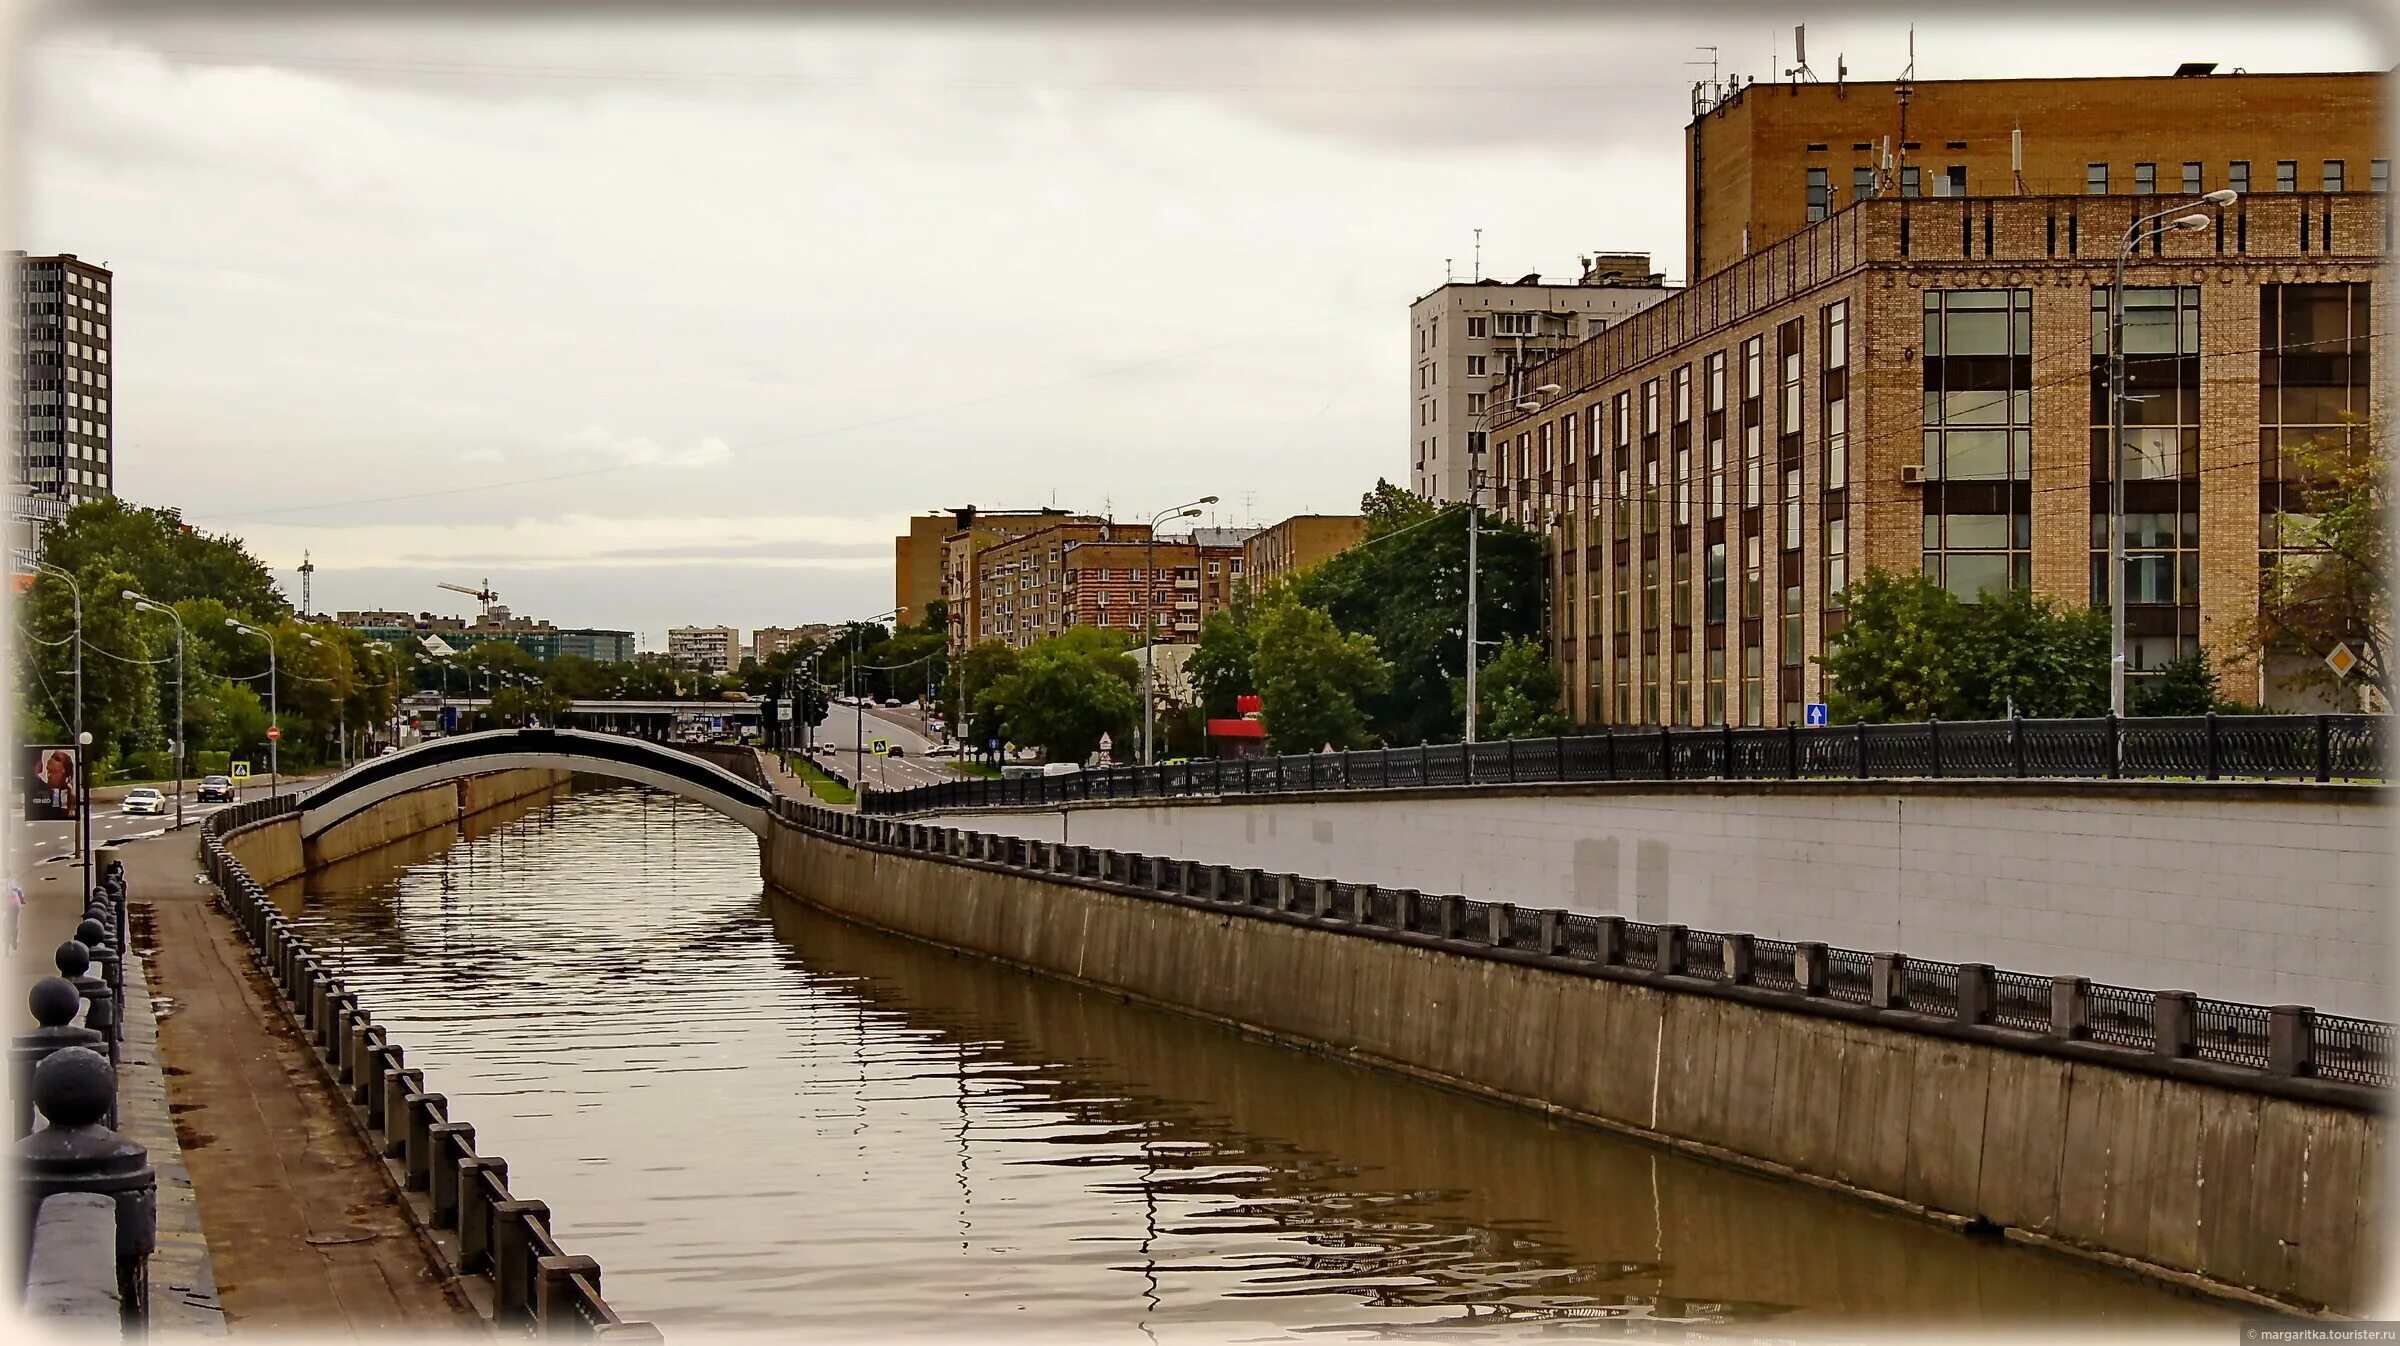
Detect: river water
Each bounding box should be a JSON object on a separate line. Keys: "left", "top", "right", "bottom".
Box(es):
{"left": 288, "top": 786, "right": 2231, "bottom": 1340}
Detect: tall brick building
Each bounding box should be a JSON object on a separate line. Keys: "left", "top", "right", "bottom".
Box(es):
{"left": 1487, "top": 190, "right": 2382, "bottom": 726}
{"left": 1240, "top": 513, "right": 1370, "bottom": 589}
{"left": 1685, "top": 67, "right": 2386, "bottom": 284}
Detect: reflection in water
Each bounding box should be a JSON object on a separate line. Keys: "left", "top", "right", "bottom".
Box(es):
{"left": 292, "top": 788, "right": 2232, "bottom": 1339}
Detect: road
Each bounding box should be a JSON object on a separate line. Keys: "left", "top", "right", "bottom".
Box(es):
{"left": 11, "top": 775, "right": 323, "bottom": 880}
{"left": 804, "top": 702, "right": 964, "bottom": 794}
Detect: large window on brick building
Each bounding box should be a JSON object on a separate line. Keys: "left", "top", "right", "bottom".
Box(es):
{"left": 1922, "top": 289, "right": 2033, "bottom": 601}
{"left": 2091, "top": 285, "right": 2204, "bottom": 675}
{"left": 1821, "top": 300, "right": 1851, "bottom": 637}
{"left": 1806, "top": 166, "right": 1830, "bottom": 222}
{"left": 1705, "top": 352, "right": 1727, "bottom": 519}
{"left": 2259, "top": 282, "right": 2375, "bottom": 679}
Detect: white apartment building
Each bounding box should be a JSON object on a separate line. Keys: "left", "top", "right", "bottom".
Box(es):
{"left": 667, "top": 625, "right": 739, "bottom": 674}
{"left": 13, "top": 252, "right": 114, "bottom": 532}
{"left": 1407, "top": 253, "right": 1675, "bottom": 504}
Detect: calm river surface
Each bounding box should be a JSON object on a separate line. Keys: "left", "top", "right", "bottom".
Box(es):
{"left": 289, "top": 786, "right": 2232, "bottom": 1340}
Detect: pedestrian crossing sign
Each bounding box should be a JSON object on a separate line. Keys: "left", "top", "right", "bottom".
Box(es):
{"left": 871, "top": 738, "right": 890, "bottom": 756}
{"left": 230, "top": 762, "right": 252, "bottom": 779}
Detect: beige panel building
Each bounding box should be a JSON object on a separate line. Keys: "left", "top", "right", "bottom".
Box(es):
{"left": 940, "top": 508, "right": 1099, "bottom": 654}
{"left": 1240, "top": 514, "right": 1369, "bottom": 589}
{"left": 892, "top": 513, "right": 953, "bottom": 629}
{"left": 667, "top": 625, "right": 740, "bottom": 674}
{"left": 1409, "top": 254, "right": 1676, "bottom": 504}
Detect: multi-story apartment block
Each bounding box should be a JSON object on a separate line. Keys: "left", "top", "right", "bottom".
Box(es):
{"left": 752, "top": 624, "right": 831, "bottom": 664}
{"left": 1239, "top": 514, "right": 1369, "bottom": 590}
{"left": 940, "top": 508, "right": 1099, "bottom": 653}
{"left": 336, "top": 609, "right": 635, "bottom": 663}
{"left": 553, "top": 629, "right": 638, "bottom": 664}
{"left": 667, "top": 625, "right": 740, "bottom": 674}
{"left": 972, "top": 520, "right": 1148, "bottom": 648}
{"left": 1486, "top": 188, "right": 2382, "bottom": 728}
{"left": 12, "top": 252, "right": 114, "bottom": 545}
{"left": 893, "top": 513, "right": 952, "bottom": 628}
{"left": 966, "top": 523, "right": 1257, "bottom": 651}
{"left": 1409, "top": 254, "right": 1675, "bottom": 503}
{"left": 1684, "top": 66, "right": 2385, "bottom": 283}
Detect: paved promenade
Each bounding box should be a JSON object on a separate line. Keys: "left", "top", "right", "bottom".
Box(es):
{"left": 114, "top": 830, "right": 475, "bottom": 1335}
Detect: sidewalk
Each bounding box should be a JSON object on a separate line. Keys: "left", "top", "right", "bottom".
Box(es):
{"left": 110, "top": 831, "right": 477, "bottom": 1335}
{"left": 756, "top": 747, "right": 858, "bottom": 813}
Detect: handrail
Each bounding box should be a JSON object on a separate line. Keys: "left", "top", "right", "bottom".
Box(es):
{"left": 864, "top": 714, "right": 2386, "bottom": 817}
{"left": 199, "top": 801, "right": 656, "bottom": 1339}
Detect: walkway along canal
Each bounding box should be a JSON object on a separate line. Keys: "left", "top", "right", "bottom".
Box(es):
{"left": 282, "top": 784, "right": 2231, "bottom": 1336}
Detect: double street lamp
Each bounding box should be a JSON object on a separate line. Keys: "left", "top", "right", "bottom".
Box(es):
{"left": 224, "top": 618, "right": 280, "bottom": 799}
{"left": 1464, "top": 384, "right": 1558, "bottom": 745}
{"left": 1144, "top": 496, "right": 1218, "bottom": 765}
{"left": 2107, "top": 188, "right": 2238, "bottom": 717}
{"left": 122, "top": 591, "right": 186, "bottom": 828}
{"left": 32, "top": 562, "right": 89, "bottom": 895}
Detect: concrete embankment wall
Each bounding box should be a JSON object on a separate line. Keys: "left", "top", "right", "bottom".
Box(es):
{"left": 224, "top": 768, "right": 570, "bottom": 883}
{"left": 761, "top": 815, "right": 2383, "bottom": 1315}
{"left": 933, "top": 781, "right": 2393, "bottom": 1018}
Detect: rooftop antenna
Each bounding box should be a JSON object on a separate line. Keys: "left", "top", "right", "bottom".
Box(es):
{"left": 1445, "top": 255, "right": 1453, "bottom": 284}
{"left": 2012, "top": 124, "right": 2026, "bottom": 194}
{"left": 1472, "top": 227, "right": 1482, "bottom": 280}
{"left": 1790, "top": 24, "right": 1817, "bottom": 83}
{"left": 1687, "top": 45, "right": 1720, "bottom": 113}
{"left": 297, "top": 550, "right": 314, "bottom": 616}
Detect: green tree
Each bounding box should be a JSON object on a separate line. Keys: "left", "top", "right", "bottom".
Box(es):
{"left": 979, "top": 629, "right": 1139, "bottom": 763}
{"left": 1958, "top": 585, "right": 2109, "bottom": 719}
{"left": 18, "top": 566, "right": 160, "bottom": 767}
{"left": 1474, "top": 635, "right": 1570, "bottom": 738}
{"left": 945, "top": 640, "right": 1022, "bottom": 751}
{"left": 1817, "top": 570, "right": 1974, "bottom": 723}
{"left": 2131, "top": 651, "right": 2221, "bottom": 717}
{"left": 1292, "top": 480, "right": 1543, "bottom": 745}
{"left": 35, "top": 497, "right": 289, "bottom": 619}
{"left": 1252, "top": 593, "right": 1391, "bottom": 753}
{"left": 1185, "top": 585, "right": 1264, "bottom": 720}
{"left": 2252, "top": 416, "right": 2388, "bottom": 707}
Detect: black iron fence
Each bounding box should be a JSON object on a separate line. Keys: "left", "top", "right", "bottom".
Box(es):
{"left": 862, "top": 713, "right": 2386, "bottom": 815}
{"left": 200, "top": 800, "right": 659, "bottom": 1340}
{"left": 790, "top": 797, "right": 2389, "bottom": 1096}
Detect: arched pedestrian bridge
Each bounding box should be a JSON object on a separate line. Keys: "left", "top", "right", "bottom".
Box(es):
{"left": 296, "top": 727, "right": 774, "bottom": 840}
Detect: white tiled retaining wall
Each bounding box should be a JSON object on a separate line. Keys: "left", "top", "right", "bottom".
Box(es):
{"left": 934, "top": 784, "right": 2393, "bottom": 1019}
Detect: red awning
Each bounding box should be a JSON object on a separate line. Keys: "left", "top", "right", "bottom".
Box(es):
{"left": 1206, "top": 718, "right": 1265, "bottom": 738}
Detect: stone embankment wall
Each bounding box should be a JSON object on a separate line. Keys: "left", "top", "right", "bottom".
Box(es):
{"left": 224, "top": 769, "right": 570, "bottom": 884}
{"left": 760, "top": 811, "right": 2383, "bottom": 1316}
{"left": 932, "top": 781, "right": 2392, "bottom": 1017}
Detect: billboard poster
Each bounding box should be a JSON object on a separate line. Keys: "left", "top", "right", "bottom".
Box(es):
{"left": 24, "top": 745, "right": 77, "bottom": 821}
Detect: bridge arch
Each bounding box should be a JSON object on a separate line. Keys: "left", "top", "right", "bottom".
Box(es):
{"left": 297, "top": 727, "right": 773, "bottom": 840}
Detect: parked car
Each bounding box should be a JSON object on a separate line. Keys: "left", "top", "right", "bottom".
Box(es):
{"left": 197, "top": 775, "right": 239, "bottom": 803}
{"left": 886, "top": 745, "right": 906, "bottom": 759}
{"left": 122, "top": 787, "right": 165, "bottom": 816}
{"left": 880, "top": 698, "right": 902, "bottom": 707}
{"left": 926, "top": 743, "right": 959, "bottom": 758}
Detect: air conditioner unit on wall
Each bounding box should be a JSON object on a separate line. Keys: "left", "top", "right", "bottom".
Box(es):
{"left": 1899, "top": 464, "right": 1925, "bottom": 485}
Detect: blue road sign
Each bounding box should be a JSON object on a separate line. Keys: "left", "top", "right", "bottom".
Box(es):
{"left": 988, "top": 738, "right": 1000, "bottom": 751}
{"left": 1805, "top": 703, "right": 1829, "bottom": 727}
{"left": 440, "top": 705, "right": 459, "bottom": 732}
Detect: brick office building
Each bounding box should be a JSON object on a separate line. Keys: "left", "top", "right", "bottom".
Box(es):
{"left": 1240, "top": 513, "right": 1370, "bottom": 589}
{"left": 1684, "top": 66, "right": 2386, "bottom": 284}
{"left": 970, "top": 520, "right": 1147, "bottom": 648}
{"left": 1484, "top": 190, "right": 2383, "bottom": 727}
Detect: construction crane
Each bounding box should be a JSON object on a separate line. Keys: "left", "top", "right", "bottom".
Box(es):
{"left": 438, "top": 578, "right": 500, "bottom": 620}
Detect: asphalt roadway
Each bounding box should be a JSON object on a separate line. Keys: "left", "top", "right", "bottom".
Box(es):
{"left": 803, "top": 702, "right": 968, "bottom": 793}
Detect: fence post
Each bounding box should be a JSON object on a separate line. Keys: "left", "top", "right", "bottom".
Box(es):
{"left": 1870, "top": 952, "right": 1905, "bottom": 1008}
{"left": 490, "top": 1198, "right": 551, "bottom": 1326}
{"left": 1928, "top": 715, "right": 1942, "bottom": 779}
{"left": 1596, "top": 916, "right": 1625, "bottom": 965}
{"left": 536, "top": 1254, "right": 605, "bottom": 1334}
{"left": 1956, "top": 963, "right": 1995, "bottom": 1025}
{"left": 1659, "top": 924, "right": 1687, "bottom": 975}
{"left": 1721, "top": 722, "right": 1734, "bottom": 779}
{"left": 2050, "top": 976, "right": 2090, "bottom": 1039}
{"left": 2205, "top": 710, "right": 2221, "bottom": 781}
{"left": 457, "top": 1157, "right": 507, "bottom": 1273}
{"left": 1795, "top": 942, "right": 1828, "bottom": 995}
{"left": 1419, "top": 742, "right": 1430, "bottom": 783}
{"left": 1436, "top": 896, "right": 1463, "bottom": 940}
{"left": 1554, "top": 735, "right": 1568, "bottom": 781}
{"left": 1858, "top": 721, "right": 1871, "bottom": 776}
{"left": 2012, "top": 714, "right": 2026, "bottom": 777}
{"left": 427, "top": 1121, "right": 473, "bottom": 1227}
{"left": 2153, "top": 990, "right": 2197, "bottom": 1059}
{"left": 1786, "top": 721, "right": 1800, "bottom": 778}
{"left": 2269, "top": 1005, "right": 2317, "bottom": 1076}
{"left": 1724, "top": 933, "right": 1754, "bottom": 984}
{"left": 1540, "top": 910, "right": 1565, "bottom": 955}
{"left": 1505, "top": 737, "right": 1517, "bottom": 783}
{"left": 1660, "top": 724, "right": 1673, "bottom": 780}
{"left": 1606, "top": 729, "right": 1618, "bottom": 780}
{"left": 1487, "top": 902, "right": 1512, "bottom": 947}
{"left": 2106, "top": 711, "right": 2122, "bottom": 780}
{"left": 2317, "top": 714, "right": 2333, "bottom": 783}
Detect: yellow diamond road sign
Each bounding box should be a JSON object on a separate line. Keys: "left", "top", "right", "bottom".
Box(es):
{"left": 2326, "top": 643, "right": 2360, "bottom": 679}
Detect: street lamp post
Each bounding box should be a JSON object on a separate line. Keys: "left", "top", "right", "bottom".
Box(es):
{"left": 299, "top": 635, "right": 346, "bottom": 765}
{"left": 2109, "top": 190, "right": 2236, "bottom": 717}
{"left": 845, "top": 610, "right": 901, "bottom": 793}
{"left": 32, "top": 562, "right": 85, "bottom": 888}
{"left": 226, "top": 619, "right": 279, "bottom": 799}
{"left": 124, "top": 592, "right": 187, "bottom": 829}
{"left": 1464, "top": 386, "right": 1557, "bottom": 744}
{"left": 1145, "top": 497, "right": 1218, "bottom": 765}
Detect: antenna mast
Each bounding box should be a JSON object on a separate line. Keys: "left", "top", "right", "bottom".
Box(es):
{"left": 1472, "top": 228, "right": 1482, "bottom": 280}
{"left": 298, "top": 550, "right": 315, "bottom": 616}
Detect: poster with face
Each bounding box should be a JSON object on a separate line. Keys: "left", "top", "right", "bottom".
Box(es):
{"left": 25, "top": 746, "right": 77, "bottom": 821}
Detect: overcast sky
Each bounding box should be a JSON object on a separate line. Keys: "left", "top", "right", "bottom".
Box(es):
{"left": 18, "top": 7, "right": 2384, "bottom": 646}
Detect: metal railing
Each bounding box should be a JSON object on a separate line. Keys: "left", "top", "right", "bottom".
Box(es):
{"left": 199, "top": 801, "right": 658, "bottom": 1340}
{"left": 863, "top": 714, "right": 2385, "bottom": 815}
{"left": 780, "top": 793, "right": 2387, "bottom": 1095}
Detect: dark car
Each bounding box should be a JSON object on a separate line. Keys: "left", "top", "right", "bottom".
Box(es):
{"left": 887, "top": 745, "right": 906, "bottom": 759}
{"left": 196, "top": 775, "right": 238, "bottom": 803}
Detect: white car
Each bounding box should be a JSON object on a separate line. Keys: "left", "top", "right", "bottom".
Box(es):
{"left": 122, "top": 787, "right": 165, "bottom": 816}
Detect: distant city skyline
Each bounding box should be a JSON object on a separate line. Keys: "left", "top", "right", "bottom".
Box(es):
{"left": 19, "top": 11, "right": 2377, "bottom": 636}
